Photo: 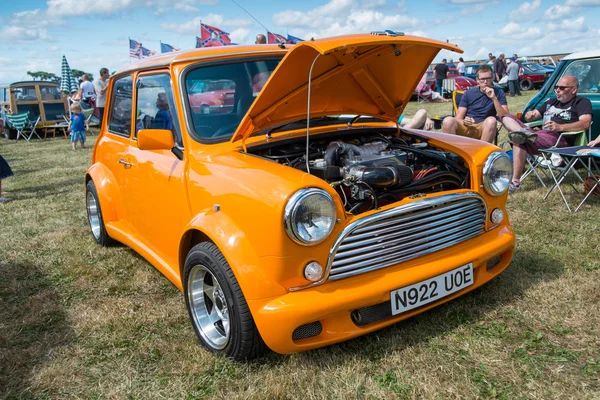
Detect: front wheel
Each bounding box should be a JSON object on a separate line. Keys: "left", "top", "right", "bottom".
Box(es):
{"left": 184, "top": 242, "right": 266, "bottom": 360}
{"left": 520, "top": 79, "right": 533, "bottom": 91}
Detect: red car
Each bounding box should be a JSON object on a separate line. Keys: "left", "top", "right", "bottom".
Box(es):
{"left": 188, "top": 80, "right": 235, "bottom": 114}
{"left": 424, "top": 68, "right": 477, "bottom": 95}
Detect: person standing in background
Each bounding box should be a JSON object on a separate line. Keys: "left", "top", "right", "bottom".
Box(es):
{"left": 255, "top": 34, "right": 266, "bottom": 44}
{"left": 506, "top": 58, "right": 521, "bottom": 97}
{"left": 457, "top": 57, "right": 465, "bottom": 76}
{"left": 494, "top": 54, "right": 506, "bottom": 82}
{"left": 447, "top": 58, "right": 456, "bottom": 68}
{"left": 95, "top": 68, "right": 109, "bottom": 126}
{"left": 434, "top": 59, "right": 449, "bottom": 95}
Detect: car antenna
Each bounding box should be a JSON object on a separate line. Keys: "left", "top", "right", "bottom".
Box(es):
{"left": 305, "top": 53, "right": 321, "bottom": 174}
{"left": 229, "top": 0, "right": 283, "bottom": 46}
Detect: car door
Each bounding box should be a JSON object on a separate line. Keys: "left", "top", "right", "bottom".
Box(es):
{"left": 96, "top": 74, "right": 135, "bottom": 223}
{"left": 123, "top": 71, "right": 189, "bottom": 266}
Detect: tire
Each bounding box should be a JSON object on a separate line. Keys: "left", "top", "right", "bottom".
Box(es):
{"left": 520, "top": 79, "right": 533, "bottom": 91}
{"left": 184, "top": 242, "right": 266, "bottom": 360}
{"left": 86, "top": 180, "right": 115, "bottom": 246}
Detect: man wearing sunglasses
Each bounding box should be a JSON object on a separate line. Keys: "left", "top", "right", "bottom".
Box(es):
{"left": 501, "top": 75, "right": 592, "bottom": 191}
{"left": 442, "top": 64, "right": 509, "bottom": 143}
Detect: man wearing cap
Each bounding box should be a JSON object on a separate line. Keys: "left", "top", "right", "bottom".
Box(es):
{"left": 434, "top": 59, "right": 449, "bottom": 95}
{"left": 506, "top": 57, "right": 521, "bottom": 97}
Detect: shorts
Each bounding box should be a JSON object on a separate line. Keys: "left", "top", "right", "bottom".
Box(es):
{"left": 71, "top": 131, "right": 86, "bottom": 143}
{"left": 455, "top": 121, "right": 484, "bottom": 139}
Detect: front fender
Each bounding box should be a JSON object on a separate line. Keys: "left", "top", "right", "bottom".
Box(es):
{"left": 86, "top": 163, "right": 124, "bottom": 223}
{"left": 182, "top": 210, "right": 288, "bottom": 301}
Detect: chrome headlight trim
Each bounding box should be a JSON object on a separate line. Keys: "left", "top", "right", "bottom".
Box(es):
{"left": 284, "top": 188, "right": 336, "bottom": 246}
{"left": 482, "top": 151, "right": 512, "bottom": 196}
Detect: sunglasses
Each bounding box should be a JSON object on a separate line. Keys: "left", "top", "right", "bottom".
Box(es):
{"left": 554, "top": 85, "right": 575, "bottom": 91}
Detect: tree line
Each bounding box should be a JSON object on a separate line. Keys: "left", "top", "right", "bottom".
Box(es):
{"left": 26, "top": 69, "right": 94, "bottom": 82}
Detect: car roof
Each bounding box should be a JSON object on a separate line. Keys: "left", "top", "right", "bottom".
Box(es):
{"left": 562, "top": 49, "right": 600, "bottom": 61}
{"left": 115, "top": 44, "right": 289, "bottom": 75}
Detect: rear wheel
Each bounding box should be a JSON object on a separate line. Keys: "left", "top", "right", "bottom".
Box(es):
{"left": 86, "top": 180, "right": 115, "bottom": 246}
{"left": 184, "top": 242, "right": 266, "bottom": 360}
{"left": 520, "top": 79, "right": 533, "bottom": 91}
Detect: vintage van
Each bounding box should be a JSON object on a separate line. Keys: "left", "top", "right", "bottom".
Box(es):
{"left": 86, "top": 33, "right": 516, "bottom": 360}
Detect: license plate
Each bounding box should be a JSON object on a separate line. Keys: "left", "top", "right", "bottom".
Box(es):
{"left": 391, "top": 263, "right": 474, "bottom": 316}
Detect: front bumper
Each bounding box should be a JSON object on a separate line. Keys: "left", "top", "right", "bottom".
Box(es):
{"left": 248, "top": 224, "right": 515, "bottom": 354}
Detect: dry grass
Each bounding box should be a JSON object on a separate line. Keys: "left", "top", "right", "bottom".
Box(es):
{"left": 1, "top": 92, "right": 599, "bottom": 399}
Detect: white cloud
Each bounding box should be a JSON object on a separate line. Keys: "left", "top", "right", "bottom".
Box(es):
{"left": 547, "top": 16, "right": 588, "bottom": 31}
{"left": 544, "top": 4, "right": 573, "bottom": 20}
{"left": 435, "top": 16, "right": 456, "bottom": 24}
{"left": 272, "top": 0, "right": 422, "bottom": 39}
{"left": 161, "top": 14, "right": 224, "bottom": 35}
{"left": 497, "top": 22, "right": 541, "bottom": 39}
{"left": 461, "top": 4, "right": 484, "bottom": 15}
{"left": 47, "top": 0, "right": 140, "bottom": 17}
{"left": 565, "top": 0, "right": 600, "bottom": 5}
{"left": 0, "top": 26, "right": 50, "bottom": 42}
{"left": 229, "top": 28, "right": 250, "bottom": 44}
{"left": 14, "top": 9, "right": 40, "bottom": 18}
{"left": 223, "top": 18, "right": 253, "bottom": 28}
{"left": 508, "top": 0, "right": 540, "bottom": 21}
{"left": 450, "top": 0, "right": 487, "bottom": 3}
{"left": 361, "top": 0, "right": 386, "bottom": 8}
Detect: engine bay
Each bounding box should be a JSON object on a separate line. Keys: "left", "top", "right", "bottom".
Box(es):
{"left": 250, "top": 129, "right": 470, "bottom": 215}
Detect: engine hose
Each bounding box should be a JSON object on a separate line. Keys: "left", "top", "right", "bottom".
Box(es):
{"left": 389, "top": 144, "right": 469, "bottom": 174}
{"left": 404, "top": 171, "right": 462, "bottom": 187}
{"left": 324, "top": 141, "right": 362, "bottom": 166}
{"left": 390, "top": 178, "right": 462, "bottom": 193}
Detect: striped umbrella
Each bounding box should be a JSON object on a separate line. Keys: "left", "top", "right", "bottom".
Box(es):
{"left": 60, "top": 55, "right": 79, "bottom": 94}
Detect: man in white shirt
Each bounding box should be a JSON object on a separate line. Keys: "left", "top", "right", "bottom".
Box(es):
{"left": 79, "top": 74, "right": 96, "bottom": 102}
{"left": 457, "top": 57, "right": 465, "bottom": 76}
{"left": 95, "top": 68, "right": 109, "bottom": 124}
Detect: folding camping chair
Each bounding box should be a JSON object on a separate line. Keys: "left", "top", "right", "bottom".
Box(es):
{"left": 6, "top": 112, "right": 41, "bottom": 142}
{"left": 519, "top": 121, "right": 592, "bottom": 188}
{"left": 451, "top": 90, "right": 501, "bottom": 145}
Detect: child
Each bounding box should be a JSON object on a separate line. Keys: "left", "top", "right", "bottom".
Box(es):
{"left": 0, "top": 154, "right": 13, "bottom": 202}
{"left": 68, "top": 102, "right": 89, "bottom": 151}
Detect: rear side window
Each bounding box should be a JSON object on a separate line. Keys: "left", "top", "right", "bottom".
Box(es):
{"left": 108, "top": 75, "right": 133, "bottom": 137}
{"left": 562, "top": 59, "right": 600, "bottom": 93}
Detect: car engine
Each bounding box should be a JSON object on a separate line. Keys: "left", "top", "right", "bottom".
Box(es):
{"left": 251, "top": 131, "right": 470, "bottom": 215}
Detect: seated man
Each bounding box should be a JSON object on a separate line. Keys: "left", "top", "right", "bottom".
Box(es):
{"left": 151, "top": 93, "right": 172, "bottom": 130}
{"left": 399, "top": 109, "right": 434, "bottom": 130}
{"left": 442, "top": 65, "right": 508, "bottom": 143}
{"left": 501, "top": 75, "right": 593, "bottom": 191}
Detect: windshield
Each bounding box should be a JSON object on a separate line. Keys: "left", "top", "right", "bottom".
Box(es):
{"left": 184, "top": 57, "right": 282, "bottom": 141}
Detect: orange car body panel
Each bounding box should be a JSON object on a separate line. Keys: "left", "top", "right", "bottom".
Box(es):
{"left": 88, "top": 34, "right": 514, "bottom": 354}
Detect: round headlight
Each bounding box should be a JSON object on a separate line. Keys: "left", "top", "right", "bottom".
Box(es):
{"left": 284, "top": 188, "right": 336, "bottom": 245}
{"left": 482, "top": 151, "right": 513, "bottom": 196}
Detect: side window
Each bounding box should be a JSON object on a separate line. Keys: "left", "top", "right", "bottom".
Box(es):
{"left": 134, "top": 73, "right": 181, "bottom": 145}
{"left": 14, "top": 86, "right": 37, "bottom": 101}
{"left": 562, "top": 59, "right": 600, "bottom": 94}
{"left": 108, "top": 75, "right": 133, "bottom": 136}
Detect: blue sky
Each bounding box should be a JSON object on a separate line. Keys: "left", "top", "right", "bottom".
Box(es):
{"left": 1, "top": 0, "right": 600, "bottom": 84}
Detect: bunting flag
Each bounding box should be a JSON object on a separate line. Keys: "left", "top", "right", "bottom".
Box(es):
{"left": 160, "top": 41, "right": 180, "bottom": 53}
{"left": 129, "top": 38, "right": 156, "bottom": 59}
{"left": 286, "top": 34, "right": 304, "bottom": 44}
{"left": 267, "top": 32, "right": 287, "bottom": 44}
{"left": 198, "top": 24, "right": 231, "bottom": 47}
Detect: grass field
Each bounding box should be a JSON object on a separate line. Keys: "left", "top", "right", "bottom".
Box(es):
{"left": 1, "top": 91, "right": 599, "bottom": 399}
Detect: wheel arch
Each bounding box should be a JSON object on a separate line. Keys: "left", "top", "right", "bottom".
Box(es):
{"left": 179, "top": 212, "right": 288, "bottom": 300}
{"left": 85, "top": 163, "right": 123, "bottom": 223}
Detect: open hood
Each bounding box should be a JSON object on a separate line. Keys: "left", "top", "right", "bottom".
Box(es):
{"left": 231, "top": 33, "right": 462, "bottom": 143}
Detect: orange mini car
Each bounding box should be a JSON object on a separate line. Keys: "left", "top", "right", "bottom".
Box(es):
{"left": 86, "top": 33, "right": 515, "bottom": 360}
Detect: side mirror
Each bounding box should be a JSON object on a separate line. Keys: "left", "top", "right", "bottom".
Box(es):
{"left": 137, "top": 129, "right": 175, "bottom": 151}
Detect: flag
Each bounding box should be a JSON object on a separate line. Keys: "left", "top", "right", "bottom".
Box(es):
{"left": 129, "top": 38, "right": 143, "bottom": 58}
{"left": 129, "top": 38, "right": 155, "bottom": 59}
{"left": 160, "top": 41, "right": 180, "bottom": 53}
{"left": 198, "top": 23, "right": 231, "bottom": 47}
{"left": 267, "top": 32, "right": 288, "bottom": 44}
{"left": 286, "top": 34, "right": 304, "bottom": 44}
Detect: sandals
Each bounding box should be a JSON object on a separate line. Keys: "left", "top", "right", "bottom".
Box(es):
{"left": 508, "top": 180, "right": 520, "bottom": 193}
{"left": 509, "top": 129, "right": 538, "bottom": 145}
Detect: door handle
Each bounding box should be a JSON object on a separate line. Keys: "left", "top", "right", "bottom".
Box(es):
{"left": 118, "top": 159, "right": 133, "bottom": 168}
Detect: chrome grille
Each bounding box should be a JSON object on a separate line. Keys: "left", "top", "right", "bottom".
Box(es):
{"left": 327, "top": 193, "right": 486, "bottom": 281}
